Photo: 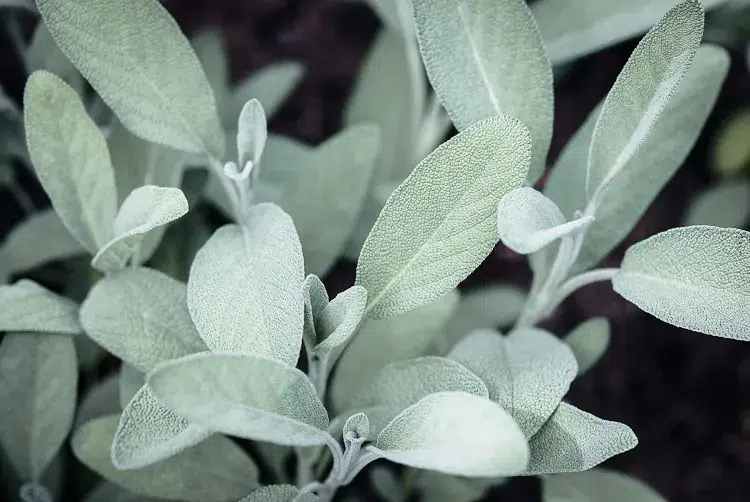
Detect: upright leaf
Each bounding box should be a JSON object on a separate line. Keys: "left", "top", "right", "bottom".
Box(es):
{"left": 191, "top": 28, "right": 228, "bottom": 111}
{"left": 0, "top": 280, "right": 81, "bottom": 335}
{"left": 413, "top": 0, "right": 553, "bottom": 182}
{"left": 24, "top": 71, "right": 117, "bottom": 253}
{"left": 228, "top": 62, "right": 304, "bottom": 125}
{"left": 187, "top": 204, "right": 304, "bottom": 365}
{"left": 0, "top": 333, "right": 77, "bottom": 480}
{"left": 564, "top": 318, "right": 611, "bottom": 376}
{"left": 613, "top": 226, "right": 750, "bottom": 340}
{"left": 542, "top": 468, "right": 666, "bottom": 502}
{"left": 237, "top": 99, "right": 267, "bottom": 170}
{"left": 356, "top": 115, "right": 530, "bottom": 319}
{"left": 37, "top": 0, "right": 225, "bottom": 157}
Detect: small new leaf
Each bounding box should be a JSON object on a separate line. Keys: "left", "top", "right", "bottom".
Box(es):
{"left": 237, "top": 99, "right": 267, "bottom": 170}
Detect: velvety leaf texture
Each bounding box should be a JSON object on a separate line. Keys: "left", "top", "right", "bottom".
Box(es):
{"left": 238, "top": 484, "right": 316, "bottom": 502}
{"left": 356, "top": 115, "right": 530, "bottom": 319}
{"left": 0, "top": 280, "right": 81, "bottom": 335}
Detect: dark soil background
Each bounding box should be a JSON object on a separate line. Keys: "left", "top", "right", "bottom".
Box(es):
{"left": 2, "top": 0, "right": 750, "bottom": 500}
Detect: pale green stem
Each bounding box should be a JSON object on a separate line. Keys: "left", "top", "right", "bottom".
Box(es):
{"left": 542, "top": 267, "right": 619, "bottom": 317}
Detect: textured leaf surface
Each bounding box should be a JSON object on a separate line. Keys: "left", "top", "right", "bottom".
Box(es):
{"left": 0, "top": 333, "right": 77, "bottom": 479}
{"left": 37, "top": 0, "right": 224, "bottom": 157}
{"left": 586, "top": 0, "right": 704, "bottom": 204}
{"left": 525, "top": 402, "right": 637, "bottom": 475}
{"left": 148, "top": 353, "right": 331, "bottom": 446}
{"left": 0, "top": 280, "right": 81, "bottom": 334}
{"left": 118, "top": 364, "right": 144, "bottom": 409}
{"left": 26, "top": 23, "right": 80, "bottom": 89}
{"left": 187, "top": 204, "right": 304, "bottom": 365}
{"left": 72, "top": 415, "right": 257, "bottom": 502}
{"left": 683, "top": 180, "right": 750, "bottom": 228}
{"left": 24, "top": 71, "right": 117, "bottom": 253}
{"left": 238, "top": 485, "right": 316, "bottom": 502}
{"left": 228, "top": 62, "right": 304, "bottom": 124}
{"left": 542, "top": 468, "right": 666, "bottom": 502}
{"left": 237, "top": 99, "right": 267, "bottom": 170}
{"left": 356, "top": 115, "right": 530, "bottom": 319}
{"left": 372, "top": 392, "right": 529, "bottom": 477}
{"left": 92, "top": 186, "right": 188, "bottom": 272}
{"left": 613, "top": 226, "right": 750, "bottom": 340}
{"left": 413, "top": 0, "right": 552, "bottom": 182}
{"left": 564, "top": 318, "right": 611, "bottom": 376}
{"left": 80, "top": 267, "right": 206, "bottom": 372}
{"left": 330, "top": 291, "right": 459, "bottom": 412}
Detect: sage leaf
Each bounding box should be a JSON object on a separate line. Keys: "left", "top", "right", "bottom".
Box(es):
{"left": 148, "top": 353, "right": 332, "bottom": 446}
{"left": 191, "top": 28, "right": 228, "bottom": 111}
{"left": 72, "top": 415, "right": 258, "bottom": 502}
{"left": 330, "top": 290, "right": 459, "bottom": 413}
{"left": 497, "top": 188, "right": 594, "bottom": 254}
{"left": 613, "top": 225, "right": 750, "bottom": 340}
{"left": 356, "top": 115, "right": 530, "bottom": 319}
{"left": 415, "top": 471, "right": 497, "bottom": 502}
{"left": 84, "top": 482, "right": 172, "bottom": 502}
{"left": 237, "top": 99, "right": 267, "bottom": 170}
{"left": 24, "top": 70, "right": 117, "bottom": 253}
{"left": 113, "top": 385, "right": 212, "bottom": 469}
{"left": 533, "top": 0, "right": 727, "bottom": 65}
{"left": 80, "top": 267, "right": 207, "bottom": 372}
{"left": 258, "top": 126, "right": 381, "bottom": 276}
{"left": 683, "top": 180, "right": 750, "bottom": 228}
{"left": 92, "top": 186, "right": 189, "bottom": 272}
{"left": 413, "top": 0, "right": 553, "bottom": 182}
{"left": 76, "top": 373, "right": 120, "bottom": 426}
{"left": 542, "top": 468, "right": 666, "bottom": 502}
{"left": 26, "top": 23, "right": 80, "bottom": 91}
{"left": 564, "top": 318, "right": 611, "bottom": 376}
{"left": 302, "top": 274, "right": 329, "bottom": 350}
{"left": 0, "top": 333, "right": 77, "bottom": 480}
{"left": 118, "top": 363, "right": 144, "bottom": 409}
{"left": 364, "top": 0, "right": 415, "bottom": 38}
{"left": 585, "top": 0, "right": 704, "bottom": 205}
{"left": 187, "top": 205, "right": 304, "bottom": 365}
{"left": 0, "top": 210, "right": 84, "bottom": 280}
{"left": 545, "top": 44, "right": 730, "bottom": 273}
{"left": 370, "top": 391, "right": 529, "bottom": 477}
{"left": 238, "top": 485, "right": 316, "bottom": 502}
{"left": 524, "top": 402, "right": 637, "bottom": 475}
{"left": 0, "top": 280, "right": 81, "bottom": 334}
{"left": 228, "top": 62, "right": 304, "bottom": 124}
{"left": 37, "top": 0, "right": 225, "bottom": 157}
{"left": 343, "top": 413, "right": 370, "bottom": 448}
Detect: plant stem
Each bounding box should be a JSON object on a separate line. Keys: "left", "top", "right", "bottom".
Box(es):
{"left": 543, "top": 267, "right": 619, "bottom": 316}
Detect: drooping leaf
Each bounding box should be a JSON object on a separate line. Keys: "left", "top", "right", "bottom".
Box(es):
{"left": 613, "top": 225, "right": 750, "bottom": 340}
{"left": 683, "top": 180, "right": 750, "bottom": 228}
{"left": 92, "top": 186, "right": 189, "bottom": 272}
{"left": 37, "top": 0, "right": 225, "bottom": 157}
{"left": 238, "top": 485, "right": 316, "bottom": 502}
{"left": 72, "top": 415, "right": 258, "bottom": 502}
{"left": 0, "top": 280, "right": 81, "bottom": 334}
{"left": 524, "top": 402, "right": 637, "bottom": 475}
{"left": 585, "top": 0, "right": 704, "bottom": 205}
{"left": 0, "top": 333, "right": 77, "bottom": 480}
{"left": 497, "top": 188, "right": 594, "bottom": 254}
{"left": 228, "top": 62, "right": 304, "bottom": 124}
{"left": 545, "top": 44, "right": 730, "bottom": 273}
{"left": 80, "top": 267, "right": 206, "bottom": 372}
{"left": 564, "top": 318, "right": 611, "bottom": 376}
{"left": 370, "top": 392, "right": 529, "bottom": 477}
{"left": 148, "top": 353, "right": 332, "bottom": 446}
{"left": 413, "top": 0, "right": 553, "bottom": 182}
{"left": 330, "top": 290, "right": 459, "bottom": 413}
{"left": 24, "top": 70, "right": 117, "bottom": 253}
{"left": 187, "top": 205, "right": 304, "bottom": 365}
{"left": 542, "top": 468, "right": 666, "bottom": 502}
{"left": 356, "top": 115, "right": 530, "bottom": 319}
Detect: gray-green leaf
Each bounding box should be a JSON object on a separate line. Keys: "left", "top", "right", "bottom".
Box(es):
{"left": 613, "top": 225, "right": 750, "bottom": 340}
{"left": 0, "top": 280, "right": 81, "bottom": 334}
{"left": 0, "top": 333, "right": 77, "bottom": 480}
{"left": 542, "top": 468, "right": 666, "bottom": 502}
{"left": 72, "top": 415, "right": 258, "bottom": 502}
{"left": 413, "top": 0, "right": 553, "bottom": 183}
{"left": 683, "top": 180, "right": 750, "bottom": 228}
{"left": 237, "top": 99, "right": 267, "bottom": 170}
{"left": 238, "top": 485, "right": 316, "bottom": 502}
{"left": 564, "top": 318, "right": 611, "bottom": 376}
{"left": 37, "top": 0, "right": 225, "bottom": 157}
{"left": 356, "top": 115, "right": 530, "bottom": 319}
{"left": 147, "top": 353, "right": 332, "bottom": 446}
{"left": 24, "top": 70, "right": 117, "bottom": 253}
{"left": 228, "top": 62, "right": 304, "bottom": 125}
{"left": 191, "top": 28, "right": 228, "bottom": 113}
{"left": 187, "top": 205, "right": 304, "bottom": 365}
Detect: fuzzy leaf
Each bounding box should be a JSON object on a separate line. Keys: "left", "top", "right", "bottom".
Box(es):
{"left": 187, "top": 204, "right": 304, "bottom": 365}
{"left": 26, "top": 23, "right": 80, "bottom": 89}
{"left": 118, "top": 363, "right": 144, "bottom": 409}
{"left": 80, "top": 267, "right": 206, "bottom": 372}
{"left": 343, "top": 413, "right": 370, "bottom": 448}
{"left": 371, "top": 392, "right": 529, "bottom": 477}
{"left": 585, "top": 0, "right": 704, "bottom": 204}
{"left": 542, "top": 468, "right": 666, "bottom": 502}
{"left": 356, "top": 115, "right": 530, "bottom": 319}
{"left": 238, "top": 485, "right": 316, "bottom": 502}
{"left": 72, "top": 415, "right": 258, "bottom": 502}
{"left": 228, "top": 62, "right": 304, "bottom": 124}
{"left": 497, "top": 188, "right": 594, "bottom": 254}
{"left": 0, "top": 280, "right": 81, "bottom": 334}
{"left": 148, "top": 353, "right": 331, "bottom": 446}
{"left": 683, "top": 180, "right": 750, "bottom": 228}
{"left": 37, "top": 0, "right": 225, "bottom": 157}
{"left": 564, "top": 318, "right": 611, "bottom": 376}
{"left": 24, "top": 70, "right": 117, "bottom": 253}
{"left": 191, "top": 28, "right": 228, "bottom": 111}
{"left": 0, "top": 333, "right": 77, "bottom": 480}
{"left": 524, "top": 402, "right": 637, "bottom": 475}
{"left": 545, "top": 44, "right": 729, "bottom": 273}
{"left": 613, "top": 226, "right": 750, "bottom": 340}
{"left": 413, "top": 0, "right": 553, "bottom": 183}
{"left": 237, "top": 99, "right": 267, "bottom": 170}
{"left": 92, "top": 186, "right": 188, "bottom": 272}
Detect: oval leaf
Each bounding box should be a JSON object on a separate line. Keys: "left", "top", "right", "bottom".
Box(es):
{"left": 542, "top": 468, "right": 666, "bottom": 502}
{"left": 564, "top": 318, "right": 611, "bottom": 376}
{"left": 237, "top": 99, "right": 267, "bottom": 170}
{"left": 683, "top": 180, "right": 750, "bottom": 228}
